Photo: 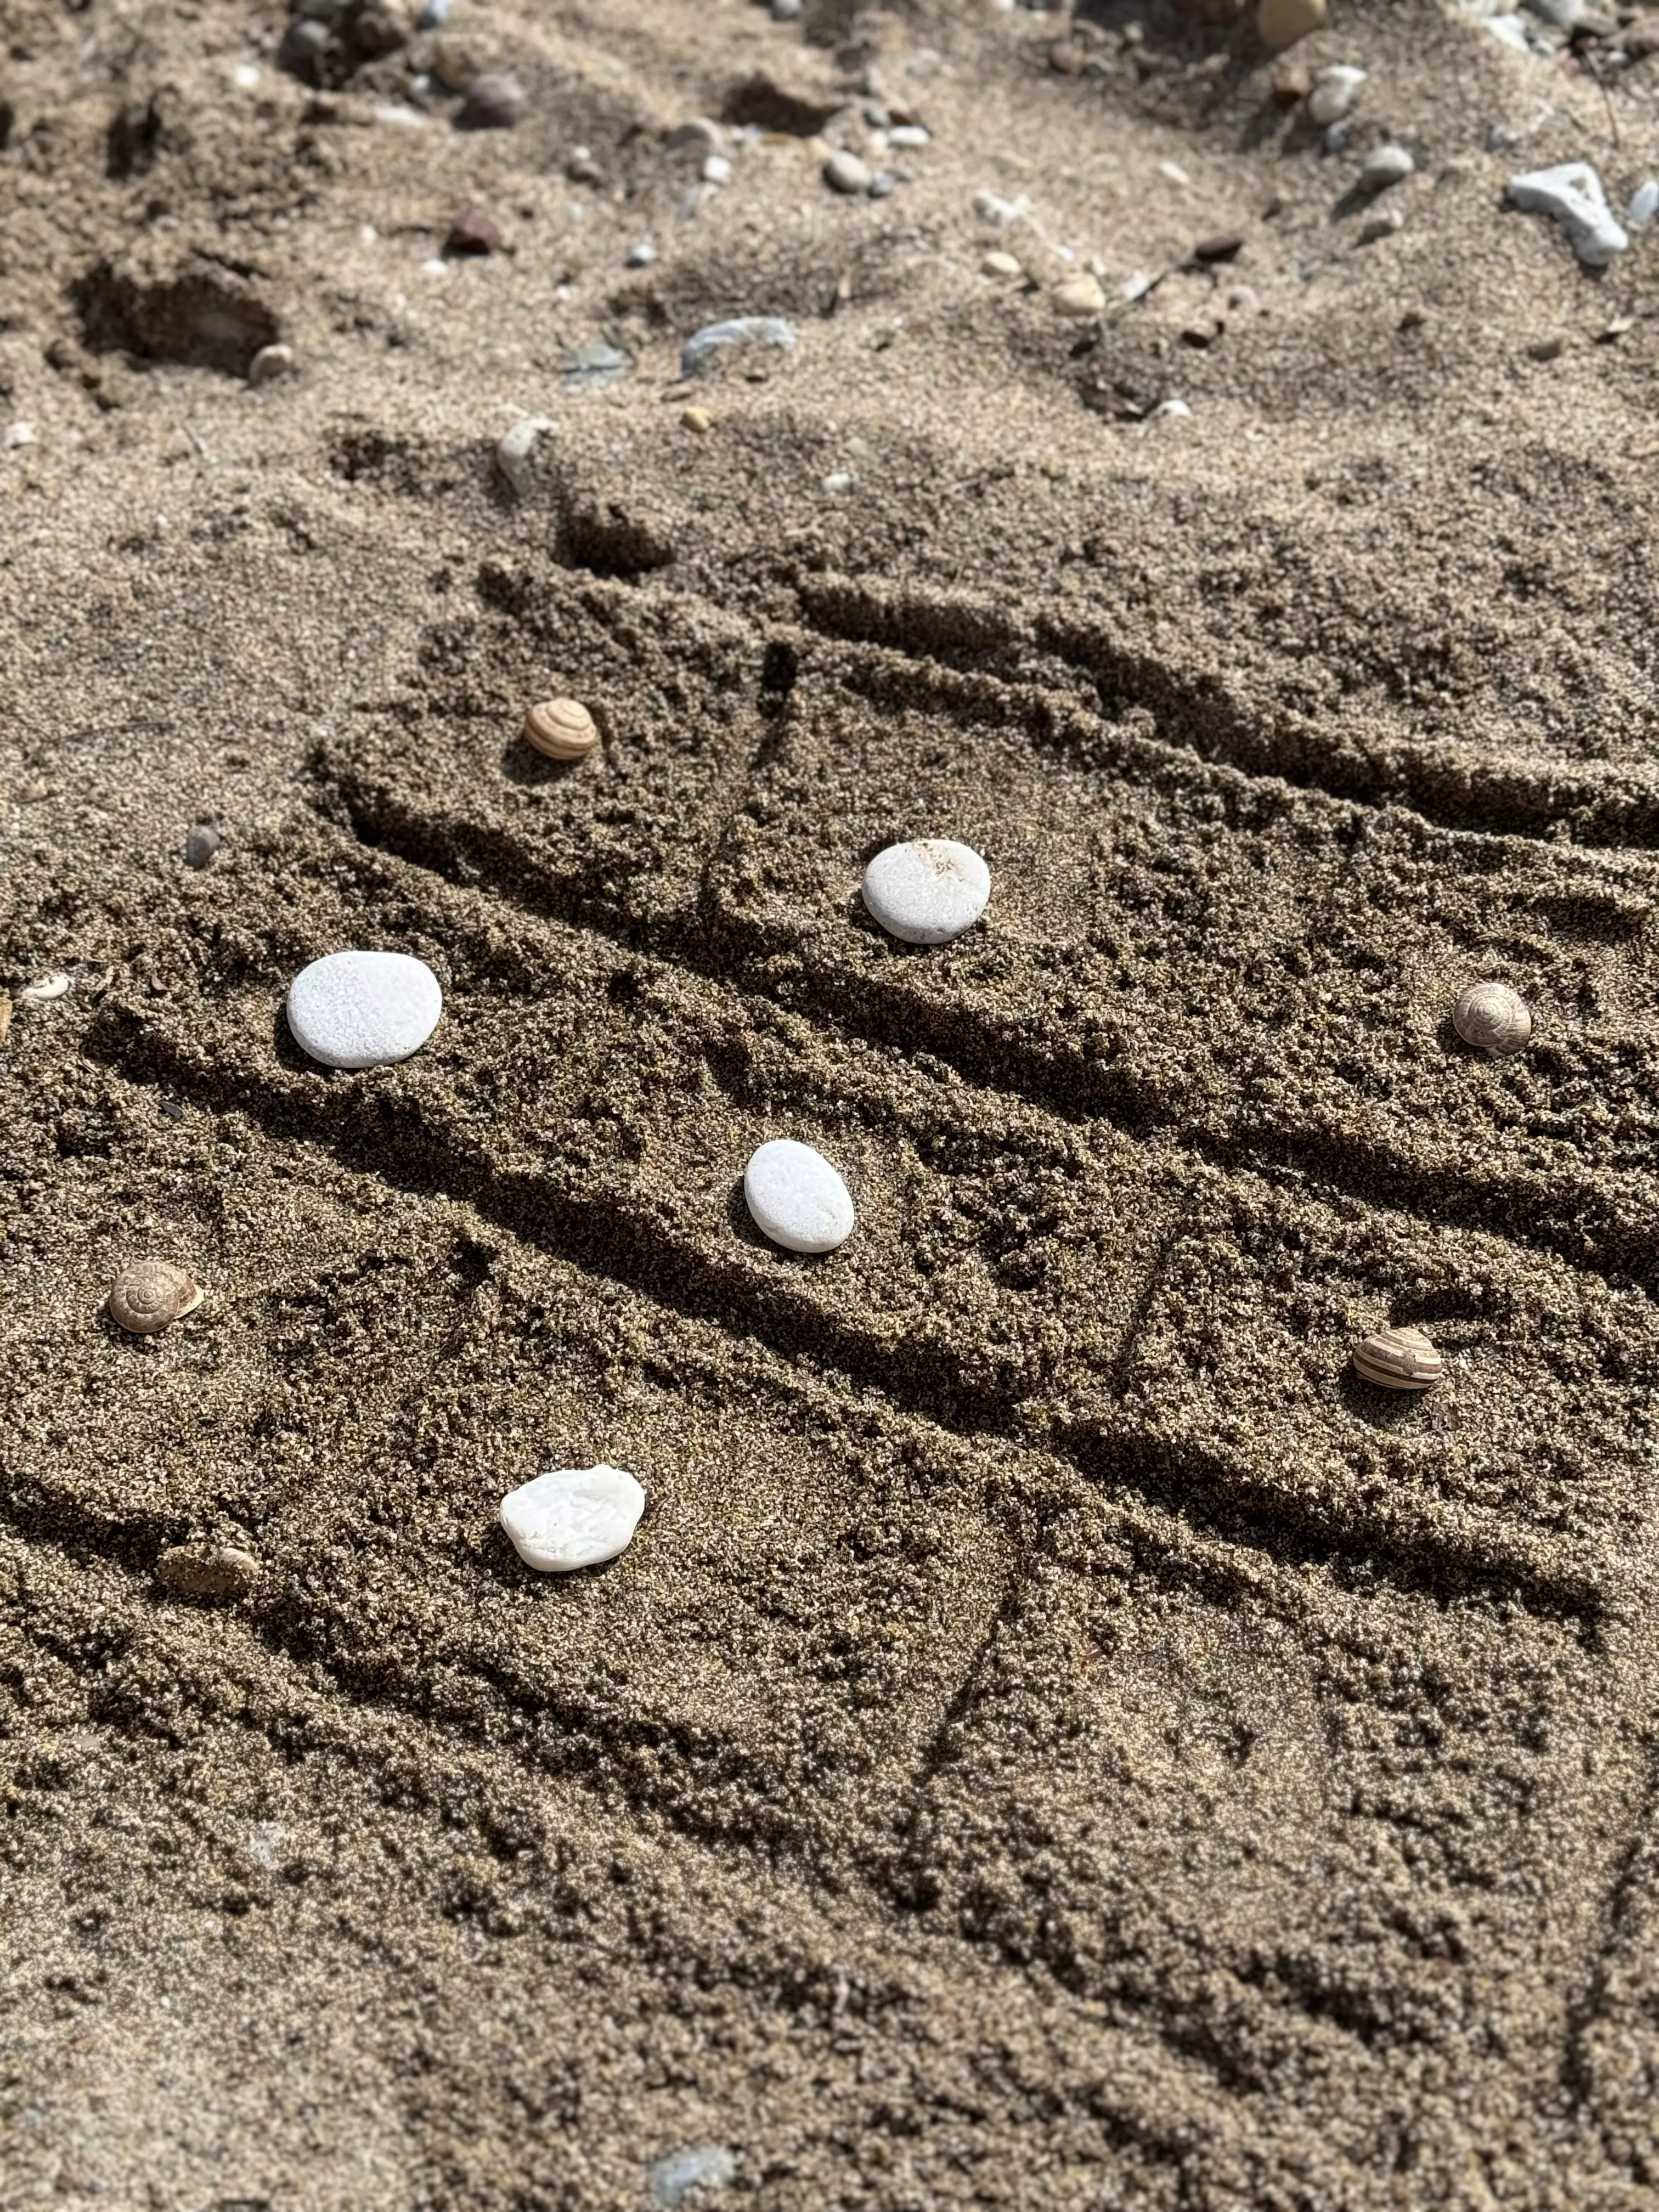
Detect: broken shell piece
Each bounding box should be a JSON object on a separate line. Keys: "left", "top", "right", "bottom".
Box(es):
{"left": 109, "top": 1260, "right": 205, "bottom": 1335}
{"left": 495, "top": 414, "right": 554, "bottom": 498}
{"left": 1453, "top": 981, "right": 1532, "bottom": 1055}
{"left": 500, "top": 1465, "right": 646, "bottom": 1572}
{"left": 19, "top": 970, "right": 70, "bottom": 1001}
{"left": 1352, "top": 1325, "right": 1443, "bottom": 1392}
{"left": 157, "top": 1543, "right": 259, "bottom": 1601}
{"left": 523, "top": 697, "right": 599, "bottom": 760}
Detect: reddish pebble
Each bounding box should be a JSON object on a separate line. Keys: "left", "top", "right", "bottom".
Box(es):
{"left": 457, "top": 71, "right": 526, "bottom": 130}
{"left": 446, "top": 207, "right": 503, "bottom": 255}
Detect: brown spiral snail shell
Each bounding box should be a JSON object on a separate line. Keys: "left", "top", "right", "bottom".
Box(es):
{"left": 523, "top": 697, "right": 599, "bottom": 762}
{"left": 109, "top": 1260, "right": 204, "bottom": 1335}
{"left": 1352, "top": 1325, "right": 1443, "bottom": 1392}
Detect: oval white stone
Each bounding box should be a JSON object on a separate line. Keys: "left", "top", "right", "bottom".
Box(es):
{"left": 286, "top": 950, "right": 443, "bottom": 1070}
{"left": 499, "top": 1465, "right": 646, "bottom": 1573}
{"left": 743, "top": 1138, "right": 855, "bottom": 1255}
{"left": 861, "top": 839, "right": 990, "bottom": 946}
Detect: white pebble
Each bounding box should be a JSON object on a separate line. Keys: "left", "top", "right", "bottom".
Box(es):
{"left": 4, "top": 421, "right": 35, "bottom": 449}
{"left": 1308, "top": 65, "right": 1365, "bottom": 125}
{"left": 889, "top": 124, "right": 930, "bottom": 148}
{"left": 1509, "top": 161, "right": 1628, "bottom": 266}
{"left": 1158, "top": 160, "right": 1190, "bottom": 186}
{"left": 1627, "top": 178, "right": 1659, "bottom": 228}
{"left": 861, "top": 838, "right": 990, "bottom": 946}
{"left": 825, "top": 149, "right": 873, "bottom": 195}
{"left": 744, "top": 1139, "right": 855, "bottom": 1255}
{"left": 496, "top": 414, "right": 554, "bottom": 498}
{"left": 233, "top": 62, "right": 261, "bottom": 88}
{"left": 500, "top": 1466, "right": 645, "bottom": 1573}
{"left": 1361, "top": 144, "right": 1414, "bottom": 191}
{"left": 285, "top": 950, "right": 443, "bottom": 1070}
{"left": 626, "top": 240, "right": 658, "bottom": 266}
{"left": 702, "top": 154, "right": 732, "bottom": 185}
{"left": 821, "top": 470, "right": 856, "bottom": 495}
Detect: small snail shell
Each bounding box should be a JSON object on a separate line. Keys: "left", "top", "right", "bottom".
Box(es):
{"left": 1352, "top": 1325, "right": 1443, "bottom": 1392}
{"left": 109, "top": 1260, "right": 204, "bottom": 1335}
{"left": 523, "top": 697, "right": 599, "bottom": 761}
{"left": 1453, "top": 981, "right": 1531, "bottom": 1056}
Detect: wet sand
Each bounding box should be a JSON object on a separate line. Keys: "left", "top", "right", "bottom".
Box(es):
{"left": 4, "top": 0, "right": 1659, "bottom": 2203}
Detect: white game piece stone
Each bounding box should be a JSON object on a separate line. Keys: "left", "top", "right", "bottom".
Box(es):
{"left": 861, "top": 839, "right": 990, "bottom": 945}
{"left": 743, "top": 1139, "right": 855, "bottom": 1255}
{"left": 499, "top": 1465, "right": 646, "bottom": 1573}
{"left": 285, "top": 949, "right": 443, "bottom": 1070}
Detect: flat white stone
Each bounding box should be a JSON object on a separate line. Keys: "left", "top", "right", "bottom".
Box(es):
{"left": 861, "top": 838, "right": 991, "bottom": 946}
{"left": 500, "top": 1465, "right": 646, "bottom": 1573}
{"left": 744, "top": 1139, "right": 855, "bottom": 1255}
{"left": 286, "top": 950, "right": 443, "bottom": 1070}
{"left": 1508, "top": 162, "right": 1628, "bottom": 267}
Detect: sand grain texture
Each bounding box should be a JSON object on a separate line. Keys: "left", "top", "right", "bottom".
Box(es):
{"left": 4, "top": 0, "right": 1659, "bottom": 2203}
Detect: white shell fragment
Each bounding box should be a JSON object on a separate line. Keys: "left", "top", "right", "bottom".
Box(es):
{"left": 1508, "top": 162, "right": 1629, "bottom": 267}
{"left": 744, "top": 1138, "right": 856, "bottom": 1255}
{"left": 861, "top": 839, "right": 991, "bottom": 946}
{"left": 500, "top": 1465, "right": 646, "bottom": 1572}
{"left": 286, "top": 950, "right": 443, "bottom": 1070}
{"left": 18, "top": 970, "right": 70, "bottom": 1001}
{"left": 496, "top": 415, "right": 554, "bottom": 498}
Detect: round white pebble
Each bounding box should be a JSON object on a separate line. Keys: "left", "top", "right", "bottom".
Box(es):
{"left": 286, "top": 949, "right": 443, "bottom": 1070}
{"left": 744, "top": 1139, "right": 855, "bottom": 1255}
{"left": 861, "top": 839, "right": 990, "bottom": 946}
{"left": 500, "top": 1465, "right": 646, "bottom": 1573}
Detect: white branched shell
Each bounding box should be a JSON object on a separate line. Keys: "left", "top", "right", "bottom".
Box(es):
{"left": 523, "top": 697, "right": 599, "bottom": 761}
{"left": 1453, "top": 981, "right": 1532, "bottom": 1055}
{"left": 109, "top": 1260, "right": 204, "bottom": 1334}
{"left": 1352, "top": 1325, "right": 1443, "bottom": 1391}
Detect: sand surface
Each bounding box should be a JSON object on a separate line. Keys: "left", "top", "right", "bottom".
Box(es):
{"left": 4, "top": 0, "right": 1659, "bottom": 2203}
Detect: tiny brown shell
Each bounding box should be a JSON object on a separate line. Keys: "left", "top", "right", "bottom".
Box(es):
{"left": 157, "top": 1543, "right": 259, "bottom": 1602}
{"left": 1353, "top": 1325, "right": 1443, "bottom": 1392}
{"left": 109, "top": 1259, "right": 204, "bottom": 1335}
{"left": 1453, "top": 981, "right": 1532, "bottom": 1056}
{"left": 523, "top": 697, "right": 599, "bottom": 761}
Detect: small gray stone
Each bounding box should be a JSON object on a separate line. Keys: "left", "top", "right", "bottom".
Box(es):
{"left": 681, "top": 315, "right": 797, "bottom": 377}
{"left": 183, "top": 824, "right": 222, "bottom": 868}
{"left": 278, "top": 18, "right": 330, "bottom": 78}
{"left": 1357, "top": 208, "right": 1402, "bottom": 244}
{"left": 771, "top": 0, "right": 802, "bottom": 18}
{"left": 664, "top": 117, "right": 720, "bottom": 154}
{"left": 869, "top": 170, "right": 896, "bottom": 198}
{"left": 824, "top": 149, "right": 873, "bottom": 195}
{"left": 456, "top": 71, "right": 526, "bottom": 131}
{"left": 563, "top": 341, "right": 632, "bottom": 391}
{"left": 415, "top": 0, "right": 451, "bottom": 22}
{"left": 248, "top": 343, "right": 294, "bottom": 386}
{"left": 648, "top": 2145, "right": 736, "bottom": 2209}
{"left": 1628, "top": 179, "right": 1659, "bottom": 228}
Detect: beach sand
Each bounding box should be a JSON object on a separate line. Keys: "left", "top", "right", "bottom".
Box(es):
{"left": 4, "top": 0, "right": 1659, "bottom": 2203}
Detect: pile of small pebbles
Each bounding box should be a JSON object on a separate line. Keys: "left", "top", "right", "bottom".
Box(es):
{"left": 109, "top": 1260, "right": 204, "bottom": 1335}
{"left": 1508, "top": 162, "right": 1629, "bottom": 266}
{"left": 157, "top": 1543, "right": 260, "bottom": 1602}
{"left": 500, "top": 1465, "right": 646, "bottom": 1572}
{"left": 744, "top": 1140, "right": 856, "bottom": 1255}
{"left": 456, "top": 72, "right": 525, "bottom": 131}
{"left": 523, "top": 697, "right": 600, "bottom": 761}
{"left": 1352, "top": 1325, "right": 1444, "bottom": 1391}
{"left": 285, "top": 950, "right": 443, "bottom": 1070}
{"left": 1453, "top": 981, "right": 1532, "bottom": 1054}
{"left": 861, "top": 839, "right": 991, "bottom": 945}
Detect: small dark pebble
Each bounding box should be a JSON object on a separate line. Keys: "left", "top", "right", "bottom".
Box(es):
{"left": 278, "top": 17, "right": 331, "bottom": 82}
{"left": 184, "top": 824, "right": 222, "bottom": 867}
{"left": 457, "top": 71, "right": 526, "bottom": 131}
{"left": 445, "top": 207, "right": 503, "bottom": 255}
{"left": 158, "top": 1544, "right": 260, "bottom": 1603}
{"left": 159, "top": 1097, "right": 187, "bottom": 1124}
{"left": 1193, "top": 231, "right": 1245, "bottom": 263}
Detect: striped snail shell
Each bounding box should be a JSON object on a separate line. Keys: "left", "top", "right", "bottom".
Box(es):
{"left": 1352, "top": 1325, "right": 1443, "bottom": 1392}
{"left": 523, "top": 697, "right": 599, "bottom": 761}
{"left": 1453, "top": 981, "right": 1531, "bottom": 1056}
{"left": 109, "top": 1260, "right": 204, "bottom": 1335}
